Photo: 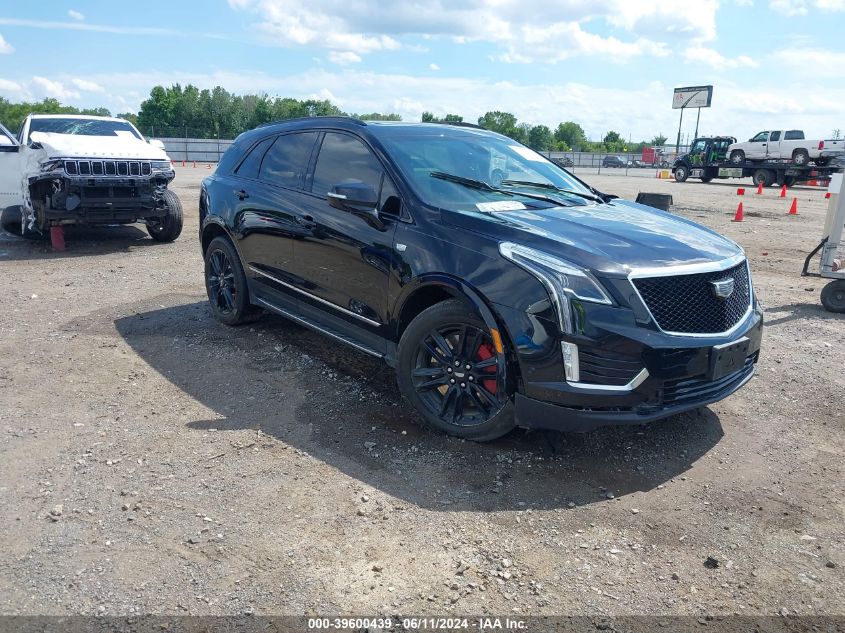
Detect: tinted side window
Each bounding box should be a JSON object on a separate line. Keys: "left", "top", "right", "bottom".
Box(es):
{"left": 311, "top": 133, "right": 383, "bottom": 197}
{"left": 234, "top": 137, "right": 273, "bottom": 179}
{"left": 259, "top": 132, "right": 319, "bottom": 189}
{"left": 770, "top": 131, "right": 781, "bottom": 142}
{"left": 785, "top": 130, "right": 804, "bottom": 140}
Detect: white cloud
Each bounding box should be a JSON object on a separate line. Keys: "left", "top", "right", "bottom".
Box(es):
{"left": 228, "top": 0, "right": 719, "bottom": 63}
{"left": 429, "top": 63, "right": 440, "bottom": 71}
{"left": 327, "top": 50, "right": 361, "bottom": 65}
{"left": 68, "top": 9, "right": 85, "bottom": 21}
{"left": 684, "top": 46, "right": 758, "bottom": 69}
{"left": 770, "top": 0, "right": 808, "bottom": 14}
{"left": 27, "top": 67, "right": 841, "bottom": 142}
{"left": 770, "top": 0, "right": 844, "bottom": 13}
{"left": 31, "top": 76, "right": 80, "bottom": 100}
{"left": 0, "top": 34, "right": 12, "bottom": 54}
{"left": 773, "top": 48, "right": 845, "bottom": 76}
{"left": 71, "top": 78, "right": 105, "bottom": 92}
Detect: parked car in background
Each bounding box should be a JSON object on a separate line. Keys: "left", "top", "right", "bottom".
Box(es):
{"left": 602, "top": 155, "right": 628, "bottom": 168}
{"left": 198, "top": 118, "right": 762, "bottom": 441}
{"left": 0, "top": 114, "right": 182, "bottom": 241}
{"left": 551, "top": 156, "right": 574, "bottom": 168}
{"left": 728, "top": 130, "right": 844, "bottom": 166}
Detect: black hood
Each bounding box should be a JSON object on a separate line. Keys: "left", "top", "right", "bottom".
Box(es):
{"left": 441, "top": 199, "right": 743, "bottom": 276}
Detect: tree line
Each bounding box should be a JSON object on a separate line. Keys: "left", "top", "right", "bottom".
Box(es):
{"left": 0, "top": 85, "right": 670, "bottom": 153}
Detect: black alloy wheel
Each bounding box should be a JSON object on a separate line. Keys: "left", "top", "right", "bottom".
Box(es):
{"left": 397, "top": 300, "right": 515, "bottom": 441}
{"left": 204, "top": 236, "right": 260, "bottom": 326}
{"left": 207, "top": 248, "right": 237, "bottom": 316}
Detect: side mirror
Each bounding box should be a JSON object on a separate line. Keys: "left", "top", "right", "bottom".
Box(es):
{"left": 149, "top": 139, "right": 166, "bottom": 150}
{"left": 327, "top": 182, "right": 384, "bottom": 229}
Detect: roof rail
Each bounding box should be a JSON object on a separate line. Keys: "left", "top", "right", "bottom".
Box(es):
{"left": 256, "top": 115, "right": 366, "bottom": 129}
{"left": 426, "top": 121, "right": 484, "bottom": 130}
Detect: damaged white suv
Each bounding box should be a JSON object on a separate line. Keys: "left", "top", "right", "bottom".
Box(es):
{"left": 0, "top": 114, "right": 182, "bottom": 242}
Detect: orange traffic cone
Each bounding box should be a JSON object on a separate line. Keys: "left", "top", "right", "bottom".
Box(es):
{"left": 737, "top": 187, "right": 745, "bottom": 196}
{"left": 732, "top": 201, "right": 744, "bottom": 222}
{"left": 193, "top": 161, "right": 197, "bottom": 168}
{"left": 206, "top": 163, "right": 211, "bottom": 170}
{"left": 756, "top": 181, "right": 763, "bottom": 194}
{"left": 788, "top": 198, "right": 798, "bottom": 215}
{"left": 779, "top": 184, "right": 787, "bottom": 197}
{"left": 181, "top": 160, "right": 185, "bottom": 167}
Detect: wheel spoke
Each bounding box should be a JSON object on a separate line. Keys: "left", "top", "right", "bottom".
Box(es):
{"left": 210, "top": 252, "right": 223, "bottom": 277}
{"left": 450, "top": 390, "right": 465, "bottom": 424}
{"left": 221, "top": 287, "right": 235, "bottom": 311}
{"left": 438, "top": 385, "right": 456, "bottom": 417}
{"left": 467, "top": 384, "right": 491, "bottom": 414}
{"left": 461, "top": 327, "right": 482, "bottom": 359}
{"left": 412, "top": 367, "right": 448, "bottom": 391}
{"left": 424, "top": 332, "right": 453, "bottom": 364}
{"left": 473, "top": 356, "right": 499, "bottom": 372}
{"left": 470, "top": 382, "right": 498, "bottom": 407}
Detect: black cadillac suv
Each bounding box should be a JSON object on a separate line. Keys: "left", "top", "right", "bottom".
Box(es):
{"left": 199, "top": 118, "right": 762, "bottom": 441}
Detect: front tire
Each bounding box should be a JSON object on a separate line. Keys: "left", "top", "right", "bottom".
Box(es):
{"left": 730, "top": 150, "right": 745, "bottom": 165}
{"left": 204, "top": 236, "right": 261, "bottom": 326}
{"left": 147, "top": 190, "right": 183, "bottom": 242}
{"left": 673, "top": 165, "right": 689, "bottom": 182}
{"left": 821, "top": 280, "right": 845, "bottom": 313}
{"left": 753, "top": 169, "right": 774, "bottom": 187}
{"left": 397, "top": 299, "right": 515, "bottom": 441}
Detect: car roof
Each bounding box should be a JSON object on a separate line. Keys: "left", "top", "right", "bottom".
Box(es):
{"left": 29, "top": 114, "right": 129, "bottom": 123}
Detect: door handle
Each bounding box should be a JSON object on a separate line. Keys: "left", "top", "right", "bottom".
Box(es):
{"left": 235, "top": 189, "right": 249, "bottom": 200}
{"left": 296, "top": 214, "right": 316, "bottom": 229}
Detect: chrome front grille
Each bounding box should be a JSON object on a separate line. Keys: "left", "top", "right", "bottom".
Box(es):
{"left": 632, "top": 261, "right": 752, "bottom": 335}
{"left": 64, "top": 160, "right": 152, "bottom": 177}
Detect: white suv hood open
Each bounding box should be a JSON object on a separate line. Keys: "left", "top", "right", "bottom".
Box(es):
{"left": 30, "top": 131, "right": 170, "bottom": 161}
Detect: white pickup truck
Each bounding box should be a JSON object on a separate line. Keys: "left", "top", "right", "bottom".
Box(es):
{"left": 0, "top": 114, "right": 182, "bottom": 241}
{"left": 728, "top": 130, "right": 844, "bottom": 166}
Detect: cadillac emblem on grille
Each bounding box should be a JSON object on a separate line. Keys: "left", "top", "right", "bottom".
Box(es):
{"left": 711, "top": 278, "right": 735, "bottom": 299}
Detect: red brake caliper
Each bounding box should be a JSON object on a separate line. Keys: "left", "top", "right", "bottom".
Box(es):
{"left": 476, "top": 343, "right": 498, "bottom": 394}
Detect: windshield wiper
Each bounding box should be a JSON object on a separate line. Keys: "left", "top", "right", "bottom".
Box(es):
{"left": 430, "top": 171, "right": 503, "bottom": 192}
{"left": 429, "top": 171, "right": 570, "bottom": 208}
{"left": 501, "top": 179, "right": 605, "bottom": 203}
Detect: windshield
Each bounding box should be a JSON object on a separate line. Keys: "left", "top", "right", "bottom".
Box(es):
{"left": 28, "top": 118, "right": 143, "bottom": 142}
{"left": 376, "top": 129, "right": 594, "bottom": 210}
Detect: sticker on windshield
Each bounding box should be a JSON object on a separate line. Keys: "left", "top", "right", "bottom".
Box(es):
{"left": 508, "top": 145, "right": 546, "bottom": 162}
{"left": 476, "top": 201, "right": 527, "bottom": 212}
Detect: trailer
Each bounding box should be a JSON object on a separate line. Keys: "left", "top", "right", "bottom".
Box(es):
{"left": 802, "top": 174, "right": 845, "bottom": 313}
{"left": 673, "top": 136, "right": 839, "bottom": 188}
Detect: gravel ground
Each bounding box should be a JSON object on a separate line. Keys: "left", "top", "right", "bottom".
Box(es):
{"left": 0, "top": 166, "right": 842, "bottom": 618}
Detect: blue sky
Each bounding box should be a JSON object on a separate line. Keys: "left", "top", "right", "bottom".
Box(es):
{"left": 0, "top": 0, "right": 843, "bottom": 141}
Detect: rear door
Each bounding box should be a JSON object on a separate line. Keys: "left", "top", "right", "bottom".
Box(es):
{"left": 0, "top": 122, "right": 23, "bottom": 211}
{"left": 766, "top": 130, "right": 781, "bottom": 159}
{"left": 232, "top": 132, "right": 320, "bottom": 296}
{"left": 290, "top": 131, "right": 399, "bottom": 330}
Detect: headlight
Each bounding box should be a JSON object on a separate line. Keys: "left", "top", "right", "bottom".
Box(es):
{"left": 499, "top": 242, "right": 611, "bottom": 333}
{"left": 40, "top": 159, "right": 64, "bottom": 172}
{"left": 150, "top": 161, "right": 171, "bottom": 170}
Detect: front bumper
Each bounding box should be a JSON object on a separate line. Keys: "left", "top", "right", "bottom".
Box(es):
{"left": 498, "top": 301, "right": 763, "bottom": 433}
{"left": 29, "top": 169, "right": 175, "bottom": 224}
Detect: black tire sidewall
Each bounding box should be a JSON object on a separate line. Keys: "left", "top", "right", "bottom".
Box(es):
{"left": 821, "top": 281, "right": 845, "bottom": 313}
{"left": 396, "top": 299, "right": 515, "bottom": 441}
{"left": 148, "top": 190, "right": 184, "bottom": 242}
{"left": 204, "top": 236, "right": 255, "bottom": 326}
{"left": 674, "top": 166, "right": 688, "bottom": 182}
{"left": 730, "top": 151, "right": 744, "bottom": 164}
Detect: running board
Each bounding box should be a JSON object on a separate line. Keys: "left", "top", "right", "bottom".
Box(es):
{"left": 254, "top": 296, "right": 384, "bottom": 359}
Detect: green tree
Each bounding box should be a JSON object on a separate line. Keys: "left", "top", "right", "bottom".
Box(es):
{"left": 553, "top": 121, "right": 586, "bottom": 150}
{"left": 527, "top": 124, "right": 553, "bottom": 151}
{"left": 650, "top": 133, "right": 668, "bottom": 146}
{"left": 422, "top": 112, "right": 463, "bottom": 123}
{"left": 477, "top": 111, "right": 520, "bottom": 138}
{"left": 352, "top": 112, "right": 402, "bottom": 121}
{"left": 603, "top": 130, "right": 622, "bottom": 144}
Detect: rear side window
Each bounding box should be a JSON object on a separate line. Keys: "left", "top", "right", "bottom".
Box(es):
{"left": 235, "top": 137, "right": 273, "bottom": 179}
{"left": 769, "top": 131, "right": 781, "bottom": 142}
{"left": 311, "top": 132, "right": 383, "bottom": 197}
{"left": 259, "top": 132, "right": 319, "bottom": 189}
{"left": 784, "top": 130, "right": 804, "bottom": 140}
